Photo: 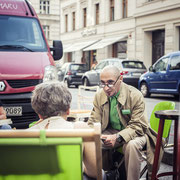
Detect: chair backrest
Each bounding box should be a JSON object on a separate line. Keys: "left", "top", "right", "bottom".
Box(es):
{"left": 0, "top": 124, "right": 102, "bottom": 180}
{"left": 150, "top": 101, "right": 175, "bottom": 138}
{"left": 77, "top": 85, "right": 99, "bottom": 110}
{"left": 69, "top": 85, "right": 99, "bottom": 121}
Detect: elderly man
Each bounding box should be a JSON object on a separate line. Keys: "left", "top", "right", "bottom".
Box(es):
{"left": 29, "top": 81, "right": 106, "bottom": 180}
{"left": 88, "top": 65, "right": 161, "bottom": 180}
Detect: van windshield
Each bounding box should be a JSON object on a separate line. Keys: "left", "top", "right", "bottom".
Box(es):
{"left": 0, "top": 15, "right": 47, "bottom": 52}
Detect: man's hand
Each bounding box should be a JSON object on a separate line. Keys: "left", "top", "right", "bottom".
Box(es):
{"left": 101, "top": 134, "right": 117, "bottom": 148}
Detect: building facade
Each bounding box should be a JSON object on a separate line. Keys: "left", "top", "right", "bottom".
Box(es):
{"left": 30, "top": 0, "right": 61, "bottom": 46}
{"left": 135, "top": 0, "right": 180, "bottom": 68}
{"left": 60, "top": 0, "right": 180, "bottom": 69}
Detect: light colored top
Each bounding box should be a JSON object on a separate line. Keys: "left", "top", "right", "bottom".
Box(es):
{"left": 29, "top": 116, "right": 74, "bottom": 129}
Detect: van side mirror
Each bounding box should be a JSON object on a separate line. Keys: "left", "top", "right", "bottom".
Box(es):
{"left": 50, "top": 40, "right": 63, "bottom": 60}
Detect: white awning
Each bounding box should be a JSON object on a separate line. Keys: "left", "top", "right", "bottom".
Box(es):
{"left": 64, "top": 40, "right": 99, "bottom": 53}
{"left": 83, "top": 35, "right": 128, "bottom": 51}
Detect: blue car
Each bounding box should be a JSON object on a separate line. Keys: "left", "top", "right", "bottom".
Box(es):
{"left": 138, "top": 51, "right": 180, "bottom": 98}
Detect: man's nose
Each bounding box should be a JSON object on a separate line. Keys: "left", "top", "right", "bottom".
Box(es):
{"left": 104, "top": 85, "right": 110, "bottom": 91}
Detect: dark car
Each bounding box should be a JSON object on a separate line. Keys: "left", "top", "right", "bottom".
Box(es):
{"left": 58, "top": 62, "right": 88, "bottom": 87}
{"left": 138, "top": 51, "right": 180, "bottom": 98}
{"left": 82, "top": 58, "right": 147, "bottom": 88}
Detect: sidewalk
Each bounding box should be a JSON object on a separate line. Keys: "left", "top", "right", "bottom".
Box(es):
{"left": 140, "top": 161, "right": 172, "bottom": 180}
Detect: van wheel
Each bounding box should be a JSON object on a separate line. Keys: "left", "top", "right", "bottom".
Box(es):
{"left": 83, "top": 78, "right": 89, "bottom": 87}
{"left": 64, "top": 79, "right": 70, "bottom": 88}
{"left": 140, "top": 82, "right": 150, "bottom": 97}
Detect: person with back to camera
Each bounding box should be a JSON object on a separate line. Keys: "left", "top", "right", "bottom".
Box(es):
{"left": 28, "top": 81, "right": 107, "bottom": 180}
{"left": 0, "top": 100, "right": 12, "bottom": 129}
{"left": 88, "top": 65, "right": 163, "bottom": 180}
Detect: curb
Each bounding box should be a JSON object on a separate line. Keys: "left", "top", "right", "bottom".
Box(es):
{"left": 162, "top": 147, "right": 173, "bottom": 166}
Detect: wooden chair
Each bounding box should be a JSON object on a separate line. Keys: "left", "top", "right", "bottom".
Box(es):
{"left": 69, "top": 85, "right": 99, "bottom": 121}
{"left": 0, "top": 123, "right": 102, "bottom": 180}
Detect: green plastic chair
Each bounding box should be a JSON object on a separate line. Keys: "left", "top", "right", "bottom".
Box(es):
{"left": 0, "top": 130, "right": 83, "bottom": 180}
{"left": 150, "top": 101, "right": 175, "bottom": 140}
{"left": 140, "top": 101, "right": 175, "bottom": 178}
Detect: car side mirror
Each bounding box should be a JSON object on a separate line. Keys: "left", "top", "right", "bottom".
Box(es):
{"left": 50, "top": 40, "right": 63, "bottom": 60}
{"left": 149, "top": 66, "right": 155, "bottom": 72}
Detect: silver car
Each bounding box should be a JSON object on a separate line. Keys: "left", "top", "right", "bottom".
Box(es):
{"left": 82, "top": 58, "right": 147, "bottom": 88}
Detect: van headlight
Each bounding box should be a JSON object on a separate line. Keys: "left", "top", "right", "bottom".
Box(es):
{"left": 43, "top": 65, "right": 58, "bottom": 82}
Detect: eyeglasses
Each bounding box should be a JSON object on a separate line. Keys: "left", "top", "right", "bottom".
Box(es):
{"left": 99, "top": 75, "right": 120, "bottom": 88}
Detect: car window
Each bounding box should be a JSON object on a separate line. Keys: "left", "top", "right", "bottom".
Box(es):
{"left": 109, "top": 61, "right": 121, "bottom": 67}
{"left": 154, "top": 57, "right": 169, "bottom": 72}
{"left": 122, "top": 61, "right": 145, "bottom": 69}
{"left": 169, "top": 55, "right": 180, "bottom": 70}
{"left": 95, "top": 61, "right": 107, "bottom": 70}
{"left": 70, "top": 64, "right": 87, "bottom": 71}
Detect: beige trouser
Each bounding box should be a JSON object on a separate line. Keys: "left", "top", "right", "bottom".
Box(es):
{"left": 102, "top": 128, "right": 147, "bottom": 180}
{"left": 122, "top": 136, "right": 146, "bottom": 180}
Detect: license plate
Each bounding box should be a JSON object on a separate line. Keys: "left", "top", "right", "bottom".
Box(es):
{"left": 76, "top": 73, "right": 83, "bottom": 76}
{"left": 4, "top": 107, "right": 22, "bottom": 116}
{"left": 132, "top": 73, "right": 141, "bottom": 76}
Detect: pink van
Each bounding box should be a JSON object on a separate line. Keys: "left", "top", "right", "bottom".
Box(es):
{"left": 0, "top": 0, "right": 63, "bottom": 128}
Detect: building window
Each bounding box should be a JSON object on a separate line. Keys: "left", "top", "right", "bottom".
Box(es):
{"left": 110, "top": 0, "right": 114, "bottom": 21}
{"left": 40, "top": 0, "right": 50, "bottom": 14}
{"left": 83, "top": 8, "right": 87, "bottom": 28}
{"left": 65, "top": 14, "right": 68, "bottom": 32}
{"left": 122, "top": 0, "right": 127, "bottom": 18}
{"left": 42, "top": 25, "right": 50, "bottom": 39}
{"left": 72, "top": 12, "right": 76, "bottom": 31}
{"left": 113, "top": 41, "right": 127, "bottom": 58}
{"left": 95, "top": 3, "right": 99, "bottom": 25}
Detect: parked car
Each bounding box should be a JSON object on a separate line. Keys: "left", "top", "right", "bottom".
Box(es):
{"left": 138, "top": 51, "right": 180, "bottom": 98}
{"left": 82, "top": 58, "right": 147, "bottom": 88}
{"left": 58, "top": 63, "right": 88, "bottom": 87}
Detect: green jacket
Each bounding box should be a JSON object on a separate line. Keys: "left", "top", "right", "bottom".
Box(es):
{"left": 88, "top": 82, "right": 163, "bottom": 179}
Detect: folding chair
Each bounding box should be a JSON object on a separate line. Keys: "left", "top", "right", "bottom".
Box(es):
{"left": 0, "top": 124, "right": 102, "bottom": 180}
{"left": 69, "top": 85, "right": 99, "bottom": 121}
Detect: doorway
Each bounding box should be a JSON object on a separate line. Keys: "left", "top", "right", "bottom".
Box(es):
{"left": 152, "top": 30, "right": 165, "bottom": 64}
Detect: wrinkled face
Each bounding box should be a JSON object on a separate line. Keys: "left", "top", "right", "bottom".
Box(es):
{"left": 100, "top": 71, "right": 122, "bottom": 97}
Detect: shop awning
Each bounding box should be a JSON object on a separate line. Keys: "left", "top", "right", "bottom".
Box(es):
{"left": 63, "top": 40, "right": 99, "bottom": 53}
{"left": 83, "top": 35, "right": 128, "bottom": 51}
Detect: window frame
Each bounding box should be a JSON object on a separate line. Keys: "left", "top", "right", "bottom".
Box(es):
{"left": 72, "top": 11, "right": 76, "bottom": 31}
{"left": 110, "top": 0, "right": 114, "bottom": 21}
{"left": 65, "top": 14, "right": 68, "bottom": 32}
{"left": 95, "top": 3, "right": 99, "bottom": 25}
{"left": 40, "top": 0, "right": 50, "bottom": 14}
{"left": 83, "top": 8, "right": 87, "bottom": 28}
{"left": 122, "top": 0, "right": 127, "bottom": 18}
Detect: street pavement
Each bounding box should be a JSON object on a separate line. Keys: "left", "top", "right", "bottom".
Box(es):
{"left": 69, "top": 87, "right": 179, "bottom": 180}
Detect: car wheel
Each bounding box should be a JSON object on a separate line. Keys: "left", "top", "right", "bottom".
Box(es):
{"left": 64, "top": 79, "right": 70, "bottom": 88}
{"left": 140, "top": 82, "right": 150, "bottom": 97}
{"left": 83, "top": 78, "right": 89, "bottom": 87}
